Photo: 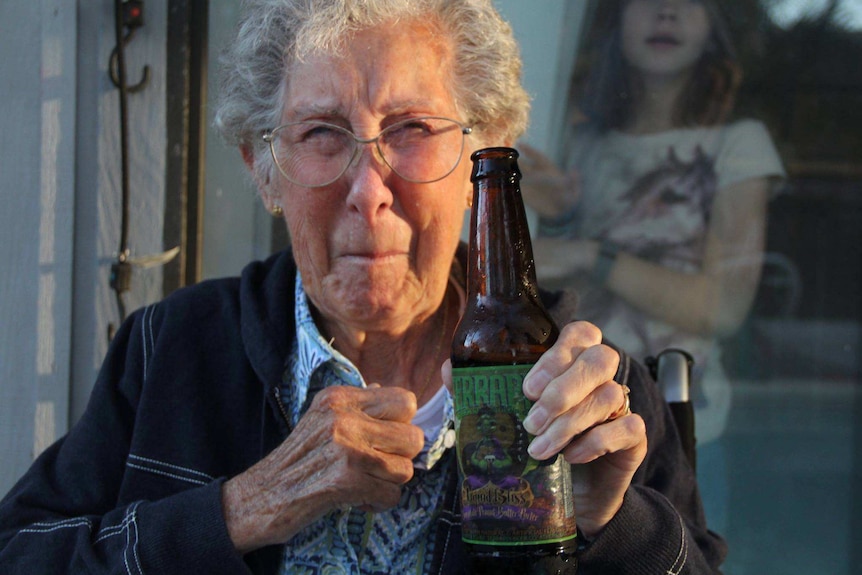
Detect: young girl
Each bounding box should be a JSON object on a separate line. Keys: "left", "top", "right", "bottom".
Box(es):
{"left": 520, "top": 0, "right": 785, "bottom": 521}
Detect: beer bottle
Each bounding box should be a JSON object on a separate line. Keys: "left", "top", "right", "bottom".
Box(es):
{"left": 451, "top": 147, "right": 578, "bottom": 574}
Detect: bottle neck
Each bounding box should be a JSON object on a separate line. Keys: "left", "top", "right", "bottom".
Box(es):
{"left": 453, "top": 147, "right": 560, "bottom": 366}
{"left": 467, "top": 173, "right": 540, "bottom": 302}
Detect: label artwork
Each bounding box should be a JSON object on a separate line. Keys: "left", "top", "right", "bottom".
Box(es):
{"left": 452, "top": 364, "right": 577, "bottom": 546}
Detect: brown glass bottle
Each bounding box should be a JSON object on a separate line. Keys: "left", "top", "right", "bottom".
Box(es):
{"left": 451, "top": 147, "right": 577, "bottom": 574}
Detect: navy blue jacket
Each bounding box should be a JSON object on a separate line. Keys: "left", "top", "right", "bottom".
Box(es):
{"left": 0, "top": 249, "right": 726, "bottom": 574}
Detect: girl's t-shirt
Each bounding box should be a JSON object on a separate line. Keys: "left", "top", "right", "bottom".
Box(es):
{"left": 538, "top": 119, "right": 785, "bottom": 443}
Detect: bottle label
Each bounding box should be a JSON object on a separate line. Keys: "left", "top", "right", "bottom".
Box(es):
{"left": 452, "top": 364, "right": 577, "bottom": 546}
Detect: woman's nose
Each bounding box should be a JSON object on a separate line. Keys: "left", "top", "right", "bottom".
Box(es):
{"left": 345, "top": 145, "right": 395, "bottom": 218}
{"left": 347, "top": 141, "right": 391, "bottom": 178}
{"left": 656, "top": 0, "right": 680, "bottom": 20}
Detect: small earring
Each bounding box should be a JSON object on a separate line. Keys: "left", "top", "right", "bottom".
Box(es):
{"left": 271, "top": 204, "right": 283, "bottom": 217}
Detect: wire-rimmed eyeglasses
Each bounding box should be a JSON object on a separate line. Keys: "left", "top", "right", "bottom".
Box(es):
{"left": 262, "top": 116, "right": 473, "bottom": 188}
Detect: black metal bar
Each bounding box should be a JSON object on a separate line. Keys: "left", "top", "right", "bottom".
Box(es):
{"left": 163, "top": 0, "right": 208, "bottom": 294}
{"left": 186, "top": 0, "right": 208, "bottom": 286}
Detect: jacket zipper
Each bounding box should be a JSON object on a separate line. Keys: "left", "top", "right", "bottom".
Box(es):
{"left": 271, "top": 385, "right": 291, "bottom": 426}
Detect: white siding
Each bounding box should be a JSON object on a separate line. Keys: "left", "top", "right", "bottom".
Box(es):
{"left": 0, "top": 0, "right": 168, "bottom": 496}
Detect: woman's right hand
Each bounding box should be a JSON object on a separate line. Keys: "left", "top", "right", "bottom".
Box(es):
{"left": 221, "top": 385, "right": 424, "bottom": 554}
{"left": 518, "top": 142, "right": 580, "bottom": 217}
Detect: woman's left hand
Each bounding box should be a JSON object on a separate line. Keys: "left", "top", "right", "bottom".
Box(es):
{"left": 442, "top": 321, "right": 646, "bottom": 537}
{"left": 518, "top": 321, "right": 647, "bottom": 537}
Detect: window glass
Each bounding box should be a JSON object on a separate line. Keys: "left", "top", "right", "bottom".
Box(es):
{"left": 510, "top": 2, "right": 860, "bottom": 573}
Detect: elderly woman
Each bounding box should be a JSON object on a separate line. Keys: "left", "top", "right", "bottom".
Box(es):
{"left": 0, "top": 0, "right": 724, "bottom": 573}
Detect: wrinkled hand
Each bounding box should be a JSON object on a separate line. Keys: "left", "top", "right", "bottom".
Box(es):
{"left": 522, "top": 321, "right": 647, "bottom": 537}
{"left": 518, "top": 142, "right": 580, "bottom": 217}
{"left": 222, "top": 386, "right": 424, "bottom": 553}
{"left": 443, "top": 322, "right": 647, "bottom": 539}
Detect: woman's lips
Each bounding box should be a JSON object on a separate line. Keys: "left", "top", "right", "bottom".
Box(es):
{"left": 646, "top": 34, "right": 681, "bottom": 48}
{"left": 340, "top": 251, "right": 407, "bottom": 263}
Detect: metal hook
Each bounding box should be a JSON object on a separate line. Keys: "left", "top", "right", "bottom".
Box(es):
{"left": 109, "top": 29, "right": 150, "bottom": 93}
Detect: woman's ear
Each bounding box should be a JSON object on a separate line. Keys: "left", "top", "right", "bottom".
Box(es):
{"left": 239, "top": 144, "right": 270, "bottom": 198}
{"left": 240, "top": 144, "right": 269, "bottom": 187}
{"left": 240, "top": 144, "right": 256, "bottom": 172}
{"left": 242, "top": 144, "right": 276, "bottom": 185}
{"left": 240, "top": 145, "right": 279, "bottom": 213}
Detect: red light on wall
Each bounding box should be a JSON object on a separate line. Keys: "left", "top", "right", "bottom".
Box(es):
{"left": 123, "top": 1, "right": 144, "bottom": 28}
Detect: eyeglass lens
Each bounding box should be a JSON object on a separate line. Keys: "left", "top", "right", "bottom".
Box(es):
{"left": 267, "top": 117, "right": 467, "bottom": 187}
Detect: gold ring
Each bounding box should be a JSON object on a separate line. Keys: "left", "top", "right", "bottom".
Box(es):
{"left": 608, "top": 384, "right": 631, "bottom": 421}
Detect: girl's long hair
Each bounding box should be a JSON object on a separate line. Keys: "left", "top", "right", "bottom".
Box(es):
{"left": 575, "top": 0, "right": 742, "bottom": 130}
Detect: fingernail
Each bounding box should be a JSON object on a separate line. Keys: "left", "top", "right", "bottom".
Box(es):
{"left": 522, "top": 405, "right": 547, "bottom": 435}
{"left": 528, "top": 436, "right": 549, "bottom": 459}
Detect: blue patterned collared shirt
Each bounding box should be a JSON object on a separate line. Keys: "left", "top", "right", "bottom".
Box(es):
{"left": 278, "top": 272, "right": 456, "bottom": 575}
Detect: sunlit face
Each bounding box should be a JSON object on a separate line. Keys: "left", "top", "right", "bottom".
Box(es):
{"left": 267, "top": 21, "right": 474, "bottom": 336}
{"left": 621, "top": 0, "right": 712, "bottom": 81}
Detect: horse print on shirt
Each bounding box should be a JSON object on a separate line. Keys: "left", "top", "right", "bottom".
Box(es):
{"left": 601, "top": 145, "right": 717, "bottom": 266}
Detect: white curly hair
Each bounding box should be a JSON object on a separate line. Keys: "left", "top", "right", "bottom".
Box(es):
{"left": 214, "top": 0, "right": 530, "bottom": 180}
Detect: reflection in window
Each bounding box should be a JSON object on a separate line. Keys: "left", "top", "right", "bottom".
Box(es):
{"left": 516, "top": 1, "right": 861, "bottom": 573}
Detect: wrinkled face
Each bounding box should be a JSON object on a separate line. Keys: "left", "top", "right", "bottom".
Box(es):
{"left": 266, "top": 21, "right": 474, "bottom": 335}
{"left": 621, "top": 0, "right": 712, "bottom": 80}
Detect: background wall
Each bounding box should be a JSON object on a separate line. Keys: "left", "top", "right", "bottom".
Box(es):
{"left": 202, "top": 1, "right": 272, "bottom": 280}
{"left": 0, "top": 0, "right": 168, "bottom": 495}
{"left": 0, "top": 0, "right": 77, "bottom": 497}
